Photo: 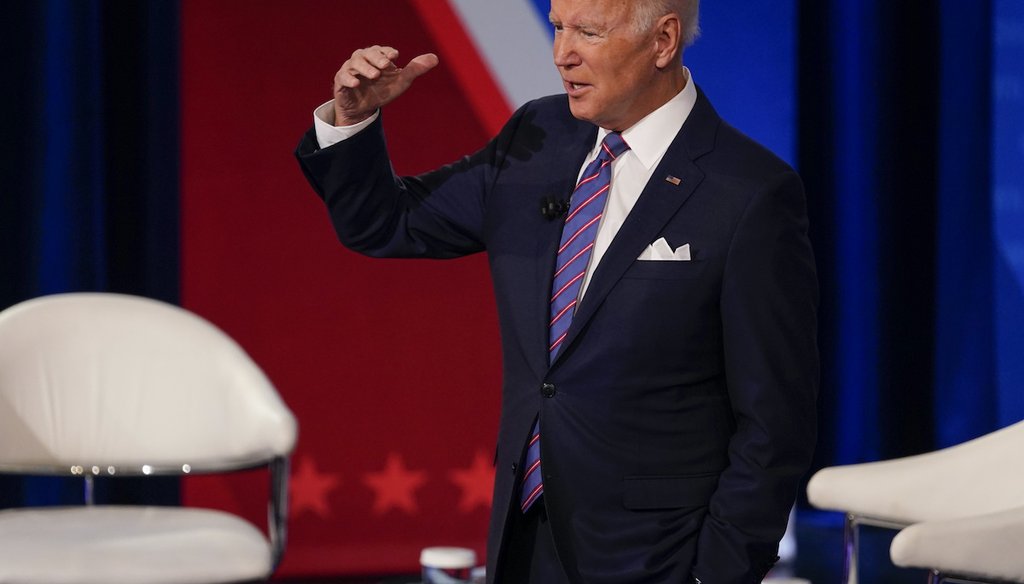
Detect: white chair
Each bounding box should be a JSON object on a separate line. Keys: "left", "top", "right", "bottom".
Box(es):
{"left": 891, "top": 505, "right": 1024, "bottom": 584}
{"left": 0, "top": 293, "right": 298, "bottom": 584}
{"left": 806, "top": 420, "right": 1024, "bottom": 584}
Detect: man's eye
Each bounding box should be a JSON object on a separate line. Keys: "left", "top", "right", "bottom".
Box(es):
{"left": 552, "top": 24, "right": 563, "bottom": 32}
{"left": 581, "top": 30, "right": 597, "bottom": 38}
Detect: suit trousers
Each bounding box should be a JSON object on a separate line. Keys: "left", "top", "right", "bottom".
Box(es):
{"left": 497, "top": 500, "right": 571, "bottom": 583}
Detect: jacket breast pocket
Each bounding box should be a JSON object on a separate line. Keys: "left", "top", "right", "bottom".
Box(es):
{"left": 622, "top": 260, "right": 704, "bottom": 280}
{"left": 622, "top": 472, "right": 721, "bottom": 510}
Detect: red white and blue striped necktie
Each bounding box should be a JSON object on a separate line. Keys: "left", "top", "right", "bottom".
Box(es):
{"left": 521, "top": 131, "right": 630, "bottom": 513}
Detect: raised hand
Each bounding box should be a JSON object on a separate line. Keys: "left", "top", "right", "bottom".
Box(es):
{"left": 332, "top": 45, "right": 439, "bottom": 126}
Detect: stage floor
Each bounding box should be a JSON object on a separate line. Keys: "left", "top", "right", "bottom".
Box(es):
{"left": 276, "top": 511, "right": 929, "bottom": 583}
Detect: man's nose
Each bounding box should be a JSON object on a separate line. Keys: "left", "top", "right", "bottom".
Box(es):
{"left": 553, "top": 37, "right": 579, "bottom": 68}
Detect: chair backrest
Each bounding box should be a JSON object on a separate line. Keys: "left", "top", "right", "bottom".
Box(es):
{"left": 808, "top": 418, "right": 1024, "bottom": 523}
{"left": 0, "top": 293, "right": 297, "bottom": 474}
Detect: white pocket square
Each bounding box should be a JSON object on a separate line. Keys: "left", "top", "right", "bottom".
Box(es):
{"left": 637, "top": 238, "right": 691, "bottom": 261}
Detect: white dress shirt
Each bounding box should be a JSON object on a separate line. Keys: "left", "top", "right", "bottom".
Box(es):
{"left": 312, "top": 68, "right": 698, "bottom": 299}
{"left": 570, "top": 69, "right": 696, "bottom": 296}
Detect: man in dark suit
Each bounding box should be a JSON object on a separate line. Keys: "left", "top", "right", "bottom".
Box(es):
{"left": 295, "top": 0, "right": 818, "bottom": 582}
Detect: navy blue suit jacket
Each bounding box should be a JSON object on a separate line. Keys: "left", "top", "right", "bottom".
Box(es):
{"left": 295, "top": 88, "right": 819, "bottom": 584}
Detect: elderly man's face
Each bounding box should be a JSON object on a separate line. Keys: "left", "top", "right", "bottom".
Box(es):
{"left": 550, "top": 0, "right": 664, "bottom": 131}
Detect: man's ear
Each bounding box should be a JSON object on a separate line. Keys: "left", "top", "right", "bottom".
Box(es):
{"left": 653, "top": 14, "right": 682, "bottom": 68}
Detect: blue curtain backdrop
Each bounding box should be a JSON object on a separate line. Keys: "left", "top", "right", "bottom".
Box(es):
{"left": 798, "top": 0, "right": 1018, "bottom": 481}
{"left": 993, "top": 0, "right": 1024, "bottom": 430}
{"left": 1, "top": 0, "right": 1019, "bottom": 513}
{"left": 0, "top": 0, "right": 180, "bottom": 507}
{"left": 934, "top": 0, "right": 1000, "bottom": 448}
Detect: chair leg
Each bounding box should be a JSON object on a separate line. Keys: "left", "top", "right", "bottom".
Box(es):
{"left": 84, "top": 475, "right": 95, "bottom": 506}
{"left": 842, "top": 514, "right": 860, "bottom": 584}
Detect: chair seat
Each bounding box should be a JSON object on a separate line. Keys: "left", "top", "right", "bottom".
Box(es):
{"left": 0, "top": 506, "right": 272, "bottom": 584}
{"left": 891, "top": 506, "right": 1024, "bottom": 583}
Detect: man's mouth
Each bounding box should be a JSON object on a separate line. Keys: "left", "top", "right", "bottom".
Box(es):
{"left": 565, "top": 80, "right": 590, "bottom": 95}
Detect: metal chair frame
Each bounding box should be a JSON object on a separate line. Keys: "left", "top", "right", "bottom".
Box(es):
{"left": 927, "top": 571, "right": 1016, "bottom": 584}
{"left": 842, "top": 513, "right": 911, "bottom": 584}
{"left": 0, "top": 455, "right": 292, "bottom": 571}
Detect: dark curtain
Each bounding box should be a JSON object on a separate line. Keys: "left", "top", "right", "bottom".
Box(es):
{"left": 0, "top": 0, "right": 180, "bottom": 507}
{"left": 800, "top": 0, "right": 998, "bottom": 481}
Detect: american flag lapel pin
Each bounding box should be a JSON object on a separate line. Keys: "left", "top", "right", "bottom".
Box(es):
{"left": 665, "top": 175, "right": 682, "bottom": 186}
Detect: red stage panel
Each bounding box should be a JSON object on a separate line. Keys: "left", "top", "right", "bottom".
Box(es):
{"left": 180, "top": 1, "right": 508, "bottom": 576}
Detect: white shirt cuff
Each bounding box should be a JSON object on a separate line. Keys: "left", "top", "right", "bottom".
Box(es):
{"left": 312, "top": 100, "right": 380, "bottom": 149}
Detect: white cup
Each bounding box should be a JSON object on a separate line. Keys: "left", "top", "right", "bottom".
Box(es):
{"left": 420, "top": 547, "right": 476, "bottom": 584}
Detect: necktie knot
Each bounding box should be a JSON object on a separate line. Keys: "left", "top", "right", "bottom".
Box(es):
{"left": 599, "top": 131, "right": 630, "bottom": 161}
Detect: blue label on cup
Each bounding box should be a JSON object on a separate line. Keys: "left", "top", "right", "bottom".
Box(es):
{"left": 422, "top": 565, "right": 472, "bottom": 584}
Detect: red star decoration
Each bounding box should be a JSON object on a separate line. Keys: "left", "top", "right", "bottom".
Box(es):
{"left": 449, "top": 449, "right": 495, "bottom": 513}
{"left": 363, "top": 452, "right": 428, "bottom": 515}
{"left": 290, "top": 456, "right": 341, "bottom": 519}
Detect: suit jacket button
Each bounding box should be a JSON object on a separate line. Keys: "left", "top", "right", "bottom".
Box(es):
{"left": 541, "top": 383, "right": 556, "bottom": 398}
{"left": 511, "top": 462, "right": 518, "bottom": 474}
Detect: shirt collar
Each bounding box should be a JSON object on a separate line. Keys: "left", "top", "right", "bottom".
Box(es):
{"left": 594, "top": 67, "right": 697, "bottom": 170}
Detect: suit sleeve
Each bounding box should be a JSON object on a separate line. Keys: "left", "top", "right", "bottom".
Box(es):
{"left": 293, "top": 107, "right": 527, "bottom": 259}
{"left": 692, "top": 170, "right": 820, "bottom": 583}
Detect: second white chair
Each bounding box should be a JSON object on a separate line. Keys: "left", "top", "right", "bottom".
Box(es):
{"left": 806, "top": 420, "right": 1024, "bottom": 584}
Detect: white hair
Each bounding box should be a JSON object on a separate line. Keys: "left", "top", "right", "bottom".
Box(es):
{"left": 632, "top": 0, "right": 701, "bottom": 47}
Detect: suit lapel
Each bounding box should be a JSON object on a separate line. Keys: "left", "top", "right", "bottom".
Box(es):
{"left": 549, "top": 88, "right": 721, "bottom": 369}
{"left": 552, "top": 158, "right": 703, "bottom": 367}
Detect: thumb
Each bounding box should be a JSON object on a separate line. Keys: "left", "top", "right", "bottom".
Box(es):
{"left": 401, "top": 53, "right": 439, "bottom": 82}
